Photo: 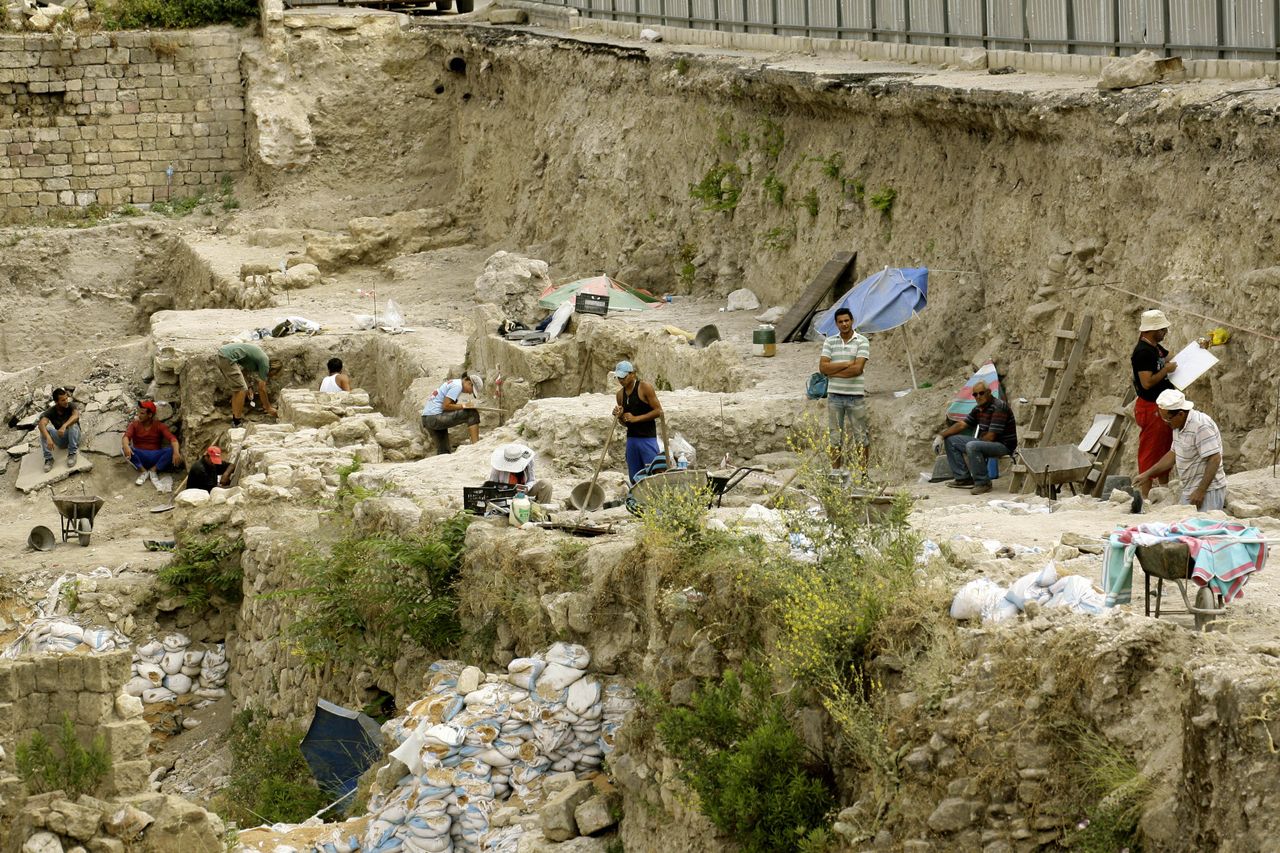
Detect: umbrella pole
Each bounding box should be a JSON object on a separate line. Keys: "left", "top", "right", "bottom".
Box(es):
{"left": 901, "top": 323, "right": 919, "bottom": 390}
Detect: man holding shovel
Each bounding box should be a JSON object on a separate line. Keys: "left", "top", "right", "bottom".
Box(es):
{"left": 611, "top": 361, "right": 664, "bottom": 483}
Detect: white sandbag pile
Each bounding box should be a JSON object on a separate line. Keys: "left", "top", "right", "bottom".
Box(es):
{"left": 123, "top": 634, "right": 229, "bottom": 704}
{"left": 951, "top": 562, "right": 1108, "bottom": 624}
{"left": 2, "top": 616, "right": 130, "bottom": 658}
{"left": 322, "top": 642, "right": 635, "bottom": 853}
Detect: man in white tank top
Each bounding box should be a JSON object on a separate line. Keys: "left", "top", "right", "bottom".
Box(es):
{"left": 320, "top": 357, "right": 351, "bottom": 393}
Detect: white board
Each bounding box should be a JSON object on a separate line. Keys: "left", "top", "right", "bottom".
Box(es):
{"left": 1167, "top": 341, "right": 1218, "bottom": 390}
{"left": 1078, "top": 414, "right": 1115, "bottom": 453}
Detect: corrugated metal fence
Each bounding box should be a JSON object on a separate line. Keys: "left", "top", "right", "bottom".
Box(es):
{"left": 528, "top": 0, "right": 1280, "bottom": 59}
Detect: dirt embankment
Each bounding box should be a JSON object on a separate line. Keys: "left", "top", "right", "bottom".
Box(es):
{"left": 245, "top": 20, "right": 1280, "bottom": 472}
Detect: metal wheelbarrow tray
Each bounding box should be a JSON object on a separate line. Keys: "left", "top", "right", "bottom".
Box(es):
{"left": 1134, "top": 540, "right": 1225, "bottom": 631}
{"left": 52, "top": 494, "right": 105, "bottom": 546}
{"left": 1016, "top": 445, "right": 1094, "bottom": 499}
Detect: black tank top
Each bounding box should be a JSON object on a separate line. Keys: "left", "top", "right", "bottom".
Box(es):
{"left": 622, "top": 384, "right": 656, "bottom": 438}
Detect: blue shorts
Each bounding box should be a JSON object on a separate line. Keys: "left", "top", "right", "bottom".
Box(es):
{"left": 130, "top": 447, "right": 174, "bottom": 472}
{"left": 625, "top": 437, "right": 661, "bottom": 483}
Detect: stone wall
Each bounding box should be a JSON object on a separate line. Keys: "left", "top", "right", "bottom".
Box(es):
{"left": 0, "top": 27, "right": 247, "bottom": 222}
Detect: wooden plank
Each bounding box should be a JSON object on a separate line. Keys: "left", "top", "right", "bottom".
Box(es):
{"left": 1038, "top": 314, "right": 1093, "bottom": 449}
{"left": 1031, "top": 397, "right": 1054, "bottom": 407}
{"left": 1043, "top": 359, "right": 1067, "bottom": 370}
{"left": 1053, "top": 329, "right": 1079, "bottom": 340}
{"left": 775, "top": 250, "right": 857, "bottom": 343}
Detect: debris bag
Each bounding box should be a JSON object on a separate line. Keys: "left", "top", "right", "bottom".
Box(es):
{"left": 950, "top": 578, "right": 1006, "bottom": 621}
{"left": 383, "top": 300, "right": 406, "bottom": 330}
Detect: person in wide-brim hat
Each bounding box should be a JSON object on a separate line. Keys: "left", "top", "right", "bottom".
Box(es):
{"left": 1131, "top": 308, "right": 1179, "bottom": 499}
{"left": 487, "top": 442, "right": 551, "bottom": 504}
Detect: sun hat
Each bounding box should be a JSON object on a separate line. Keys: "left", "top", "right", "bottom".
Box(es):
{"left": 1139, "top": 309, "right": 1171, "bottom": 332}
{"left": 139, "top": 400, "right": 157, "bottom": 413}
{"left": 490, "top": 443, "right": 534, "bottom": 473}
{"left": 613, "top": 360, "right": 635, "bottom": 379}
{"left": 206, "top": 446, "right": 222, "bottom": 464}
{"left": 466, "top": 373, "right": 484, "bottom": 397}
{"left": 1156, "top": 389, "right": 1194, "bottom": 412}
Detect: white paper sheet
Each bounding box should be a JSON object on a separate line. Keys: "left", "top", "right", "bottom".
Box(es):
{"left": 1077, "top": 414, "right": 1115, "bottom": 453}
{"left": 1167, "top": 341, "right": 1218, "bottom": 390}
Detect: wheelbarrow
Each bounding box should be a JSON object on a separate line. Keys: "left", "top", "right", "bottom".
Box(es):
{"left": 1016, "top": 445, "right": 1093, "bottom": 500}
{"left": 706, "top": 467, "right": 762, "bottom": 508}
{"left": 52, "top": 492, "right": 105, "bottom": 546}
{"left": 1134, "top": 540, "right": 1225, "bottom": 632}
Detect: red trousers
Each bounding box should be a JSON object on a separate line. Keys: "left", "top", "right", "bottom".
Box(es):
{"left": 1135, "top": 397, "right": 1172, "bottom": 482}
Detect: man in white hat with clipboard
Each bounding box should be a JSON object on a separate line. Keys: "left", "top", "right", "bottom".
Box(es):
{"left": 487, "top": 443, "right": 551, "bottom": 504}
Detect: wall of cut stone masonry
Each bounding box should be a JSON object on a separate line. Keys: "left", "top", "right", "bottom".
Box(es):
{"left": 0, "top": 651, "right": 151, "bottom": 801}
{"left": 0, "top": 27, "right": 246, "bottom": 222}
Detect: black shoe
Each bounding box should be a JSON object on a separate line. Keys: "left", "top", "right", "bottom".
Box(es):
{"left": 946, "top": 479, "right": 975, "bottom": 489}
{"left": 231, "top": 418, "right": 242, "bottom": 428}
{"left": 42, "top": 458, "right": 53, "bottom": 473}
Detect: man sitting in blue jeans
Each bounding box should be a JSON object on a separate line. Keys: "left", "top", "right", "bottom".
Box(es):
{"left": 935, "top": 381, "right": 1017, "bottom": 496}
{"left": 38, "top": 388, "right": 81, "bottom": 473}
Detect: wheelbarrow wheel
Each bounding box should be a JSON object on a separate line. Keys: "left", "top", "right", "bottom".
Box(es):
{"left": 1193, "top": 586, "right": 1217, "bottom": 632}
{"left": 78, "top": 532, "right": 91, "bottom": 547}
{"left": 76, "top": 518, "right": 92, "bottom": 548}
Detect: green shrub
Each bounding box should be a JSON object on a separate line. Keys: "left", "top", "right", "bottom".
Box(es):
{"left": 1062, "top": 728, "right": 1152, "bottom": 852}
{"left": 158, "top": 525, "right": 245, "bottom": 609}
{"left": 689, "top": 163, "right": 743, "bottom": 212}
{"left": 215, "top": 709, "right": 332, "bottom": 825}
{"left": 802, "top": 188, "right": 820, "bottom": 218}
{"left": 16, "top": 715, "right": 111, "bottom": 798}
{"left": 869, "top": 187, "right": 897, "bottom": 219}
{"left": 101, "top": 0, "right": 258, "bottom": 29}
{"left": 284, "top": 516, "right": 470, "bottom": 665}
{"left": 653, "top": 666, "right": 833, "bottom": 852}
{"left": 762, "top": 173, "right": 786, "bottom": 206}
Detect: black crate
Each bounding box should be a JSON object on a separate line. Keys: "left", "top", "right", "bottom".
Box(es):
{"left": 463, "top": 487, "right": 488, "bottom": 515}
{"left": 575, "top": 292, "right": 609, "bottom": 316}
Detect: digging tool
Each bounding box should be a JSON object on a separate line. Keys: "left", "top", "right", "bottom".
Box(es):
{"left": 574, "top": 420, "right": 618, "bottom": 525}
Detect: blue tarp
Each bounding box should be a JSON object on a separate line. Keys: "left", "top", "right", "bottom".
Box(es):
{"left": 811, "top": 267, "right": 929, "bottom": 337}
{"left": 300, "top": 699, "right": 385, "bottom": 797}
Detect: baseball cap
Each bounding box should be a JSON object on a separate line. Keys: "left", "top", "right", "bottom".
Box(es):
{"left": 206, "top": 446, "right": 222, "bottom": 464}
{"left": 138, "top": 400, "right": 157, "bottom": 413}
{"left": 614, "top": 360, "right": 635, "bottom": 379}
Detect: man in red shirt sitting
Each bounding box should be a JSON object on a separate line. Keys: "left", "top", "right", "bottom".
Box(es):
{"left": 121, "top": 401, "right": 182, "bottom": 490}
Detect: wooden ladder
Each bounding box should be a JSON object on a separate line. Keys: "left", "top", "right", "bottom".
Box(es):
{"left": 1010, "top": 312, "right": 1094, "bottom": 494}
{"left": 1086, "top": 387, "right": 1137, "bottom": 496}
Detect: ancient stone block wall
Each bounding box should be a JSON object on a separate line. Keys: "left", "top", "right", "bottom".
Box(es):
{"left": 0, "top": 27, "right": 246, "bottom": 222}
{"left": 0, "top": 651, "right": 151, "bottom": 801}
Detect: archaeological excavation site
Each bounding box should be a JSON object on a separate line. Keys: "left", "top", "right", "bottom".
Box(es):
{"left": 7, "top": 0, "right": 1280, "bottom": 851}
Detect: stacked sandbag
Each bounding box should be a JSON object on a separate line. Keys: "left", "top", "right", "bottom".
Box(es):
{"left": 1, "top": 617, "right": 129, "bottom": 658}
{"left": 951, "top": 562, "right": 1108, "bottom": 624}
{"left": 344, "top": 643, "right": 636, "bottom": 853}
{"left": 122, "top": 633, "right": 229, "bottom": 705}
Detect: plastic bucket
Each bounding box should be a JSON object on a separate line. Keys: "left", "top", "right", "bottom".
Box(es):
{"left": 752, "top": 325, "right": 777, "bottom": 357}
{"left": 27, "top": 526, "right": 55, "bottom": 551}
{"left": 568, "top": 481, "right": 606, "bottom": 512}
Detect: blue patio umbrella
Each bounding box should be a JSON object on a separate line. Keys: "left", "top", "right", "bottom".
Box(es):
{"left": 811, "top": 266, "right": 929, "bottom": 388}
{"left": 300, "top": 699, "right": 385, "bottom": 798}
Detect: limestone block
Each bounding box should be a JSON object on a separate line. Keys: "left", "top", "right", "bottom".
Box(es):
{"left": 956, "top": 47, "right": 987, "bottom": 70}
{"left": 77, "top": 692, "right": 114, "bottom": 726}
{"left": 21, "top": 832, "right": 62, "bottom": 853}
{"left": 47, "top": 798, "right": 101, "bottom": 841}
{"left": 104, "top": 803, "right": 153, "bottom": 840}
{"left": 102, "top": 760, "right": 150, "bottom": 797}
{"left": 114, "top": 693, "right": 143, "bottom": 719}
{"left": 283, "top": 262, "right": 321, "bottom": 289}
{"left": 86, "top": 839, "right": 124, "bottom": 853}
{"left": 928, "top": 797, "right": 980, "bottom": 832}
{"left": 489, "top": 8, "right": 527, "bottom": 24}
{"left": 175, "top": 488, "right": 210, "bottom": 508}
{"left": 58, "top": 657, "right": 86, "bottom": 693}
{"left": 574, "top": 792, "right": 620, "bottom": 836}
{"left": 539, "top": 778, "right": 595, "bottom": 841}
{"left": 1098, "top": 50, "right": 1183, "bottom": 90}
{"left": 101, "top": 719, "right": 150, "bottom": 763}
{"left": 724, "top": 287, "right": 759, "bottom": 311}
{"left": 0, "top": 664, "right": 17, "bottom": 702}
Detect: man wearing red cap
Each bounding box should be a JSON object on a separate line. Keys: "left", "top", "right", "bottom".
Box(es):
{"left": 185, "top": 446, "right": 230, "bottom": 492}
{"left": 122, "top": 401, "right": 182, "bottom": 490}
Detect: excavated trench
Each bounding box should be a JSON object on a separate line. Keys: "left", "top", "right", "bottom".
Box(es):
{"left": 8, "top": 12, "right": 1280, "bottom": 853}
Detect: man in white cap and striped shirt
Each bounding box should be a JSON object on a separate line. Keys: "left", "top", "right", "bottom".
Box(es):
{"left": 1134, "top": 389, "right": 1228, "bottom": 511}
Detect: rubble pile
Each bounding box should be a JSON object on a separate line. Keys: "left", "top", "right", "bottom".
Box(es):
{"left": 4, "top": 0, "right": 89, "bottom": 32}
{"left": 302, "top": 643, "right": 632, "bottom": 853}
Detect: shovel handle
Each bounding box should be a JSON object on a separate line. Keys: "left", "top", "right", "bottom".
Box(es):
{"left": 575, "top": 420, "right": 618, "bottom": 525}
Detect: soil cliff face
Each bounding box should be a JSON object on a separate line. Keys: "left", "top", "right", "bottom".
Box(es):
{"left": 249, "top": 20, "right": 1280, "bottom": 469}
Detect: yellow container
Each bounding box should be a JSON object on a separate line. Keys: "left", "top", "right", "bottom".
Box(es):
{"left": 752, "top": 325, "right": 777, "bottom": 357}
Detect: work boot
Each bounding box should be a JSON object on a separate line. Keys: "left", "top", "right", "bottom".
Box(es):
{"left": 43, "top": 458, "right": 53, "bottom": 473}
{"left": 66, "top": 453, "right": 77, "bottom": 468}
{"left": 946, "top": 479, "right": 974, "bottom": 489}
{"left": 970, "top": 483, "right": 992, "bottom": 496}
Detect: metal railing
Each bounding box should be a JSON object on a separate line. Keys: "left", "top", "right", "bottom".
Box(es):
{"left": 525, "top": 0, "right": 1280, "bottom": 60}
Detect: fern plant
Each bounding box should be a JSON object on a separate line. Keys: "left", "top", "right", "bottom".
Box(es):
{"left": 158, "top": 525, "right": 245, "bottom": 609}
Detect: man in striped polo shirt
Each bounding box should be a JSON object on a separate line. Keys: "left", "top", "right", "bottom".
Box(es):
{"left": 1134, "top": 389, "right": 1228, "bottom": 511}
{"left": 818, "top": 307, "right": 871, "bottom": 471}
